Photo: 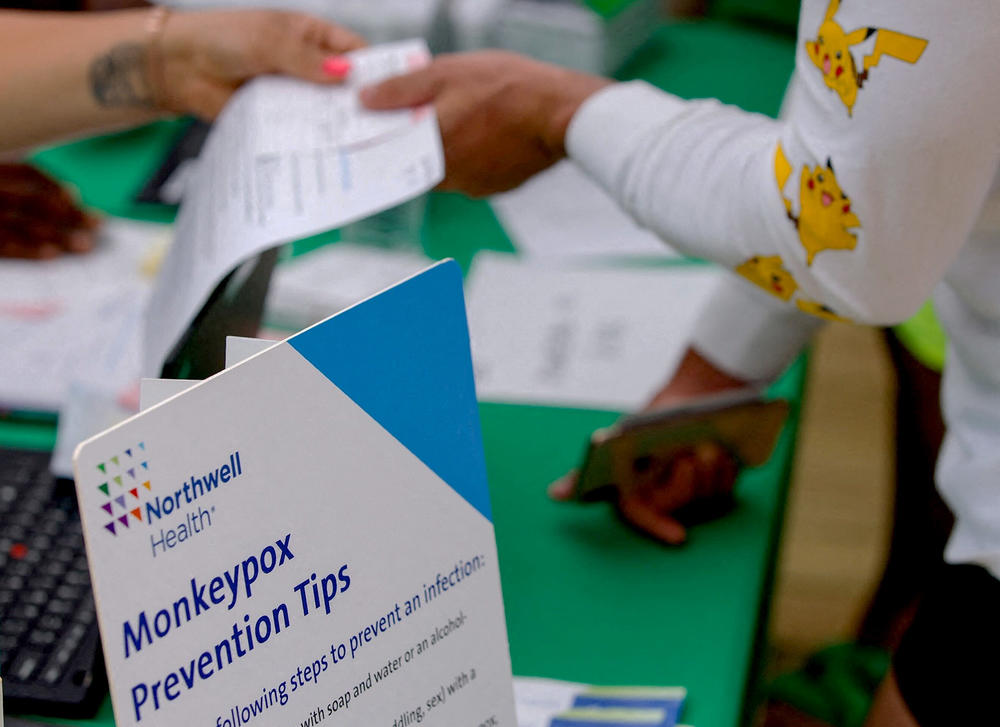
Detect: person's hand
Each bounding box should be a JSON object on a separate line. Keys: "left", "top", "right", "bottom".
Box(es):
{"left": 550, "top": 348, "right": 749, "bottom": 544}
{"left": 360, "top": 51, "right": 611, "bottom": 197}
{"left": 0, "top": 164, "right": 100, "bottom": 259}
{"left": 157, "top": 10, "right": 366, "bottom": 119}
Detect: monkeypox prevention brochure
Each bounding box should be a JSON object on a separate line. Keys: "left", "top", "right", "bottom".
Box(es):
{"left": 73, "top": 262, "right": 517, "bottom": 727}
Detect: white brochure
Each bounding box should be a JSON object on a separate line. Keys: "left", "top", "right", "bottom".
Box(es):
{"left": 75, "top": 262, "right": 515, "bottom": 727}
{"left": 143, "top": 39, "right": 444, "bottom": 376}
{"left": 465, "top": 253, "right": 719, "bottom": 411}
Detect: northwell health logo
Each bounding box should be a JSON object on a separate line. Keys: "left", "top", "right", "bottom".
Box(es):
{"left": 98, "top": 445, "right": 243, "bottom": 556}
{"left": 97, "top": 441, "right": 152, "bottom": 536}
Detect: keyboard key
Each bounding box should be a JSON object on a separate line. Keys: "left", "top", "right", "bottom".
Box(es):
{"left": 27, "top": 629, "right": 57, "bottom": 648}
{"left": 37, "top": 614, "right": 64, "bottom": 632}
{"left": 55, "top": 585, "right": 81, "bottom": 602}
{"left": 0, "top": 618, "right": 27, "bottom": 637}
{"left": 33, "top": 576, "right": 57, "bottom": 592}
{"left": 10, "top": 649, "right": 44, "bottom": 680}
{"left": 52, "top": 642, "right": 81, "bottom": 665}
{"left": 45, "top": 599, "right": 73, "bottom": 615}
{"left": 8, "top": 560, "right": 33, "bottom": 577}
{"left": 51, "top": 547, "right": 76, "bottom": 563}
{"left": 10, "top": 603, "right": 41, "bottom": 621}
{"left": 29, "top": 534, "right": 52, "bottom": 551}
{"left": 40, "top": 560, "right": 68, "bottom": 578}
{"left": 24, "top": 589, "right": 49, "bottom": 606}
{"left": 65, "top": 570, "right": 89, "bottom": 586}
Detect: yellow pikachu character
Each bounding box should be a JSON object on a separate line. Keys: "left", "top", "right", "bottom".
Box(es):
{"left": 775, "top": 144, "right": 861, "bottom": 266}
{"left": 736, "top": 255, "right": 800, "bottom": 301}
{"left": 806, "top": 0, "right": 927, "bottom": 115}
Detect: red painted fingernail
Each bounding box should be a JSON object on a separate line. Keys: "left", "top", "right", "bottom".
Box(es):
{"left": 322, "top": 56, "right": 352, "bottom": 77}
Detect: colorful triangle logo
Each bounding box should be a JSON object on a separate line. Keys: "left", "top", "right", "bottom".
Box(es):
{"left": 125, "top": 448, "right": 133, "bottom": 457}
{"left": 118, "top": 515, "right": 129, "bottom": 528}
{"left": 114, "top": 475, "right": 122, "bottom": 486}
{"left": 141, "top": 461, "right": 148, "bottom": 470}
{"left": 127, "top": 468, "right": 135, "bottom": 479}
{"left": 130, "top": 488, "right": 139, "bottom": 499}
{"left": 142, "top": 481, "right": 152, "bottom": 491}
{"left": 111, "top": 456, "right": 119, "bottom": 466}
{"left": 131, "top": 508, "right": 142, "bottom": 522}
{"left": 139, "top": 442, "right": 145, "bottom": 450}
{"left": 98, "top": 463, "right": 106, "bottom": 474}
{"left": 101, "top": 502, "right": 113, "bottom": 515}
{"left": 98, "top": 483, "right": 109, "bottom": 497}
{"left": 104, "top": 522, "right": 116, "bottom": 536}
{"left": 115, "top": 495, "right": 126, "bottom": 509}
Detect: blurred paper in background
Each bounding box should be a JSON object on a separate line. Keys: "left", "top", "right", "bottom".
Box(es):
{"left": 465, "top": 253, "right": 718, "bottom": 411}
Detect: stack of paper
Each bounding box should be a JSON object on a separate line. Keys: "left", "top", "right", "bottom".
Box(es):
{"left": 514, "top": 677, "right": 688, "bottom": 727}
{"left": 449, "top": 0, "right": 512, "bottom": 50}
{"left": 157, "top": 0, "right": 451, "bottom": 51}
{"left": 464, "top": 253, "right": 719, "bottom": 411}
{"left": 494, "top": 0, "right": 661, "bottom": 75}
{"left": 491, "top": 161, "right": 679, "bottom": 261}
{"left": 0, "top": 219, "right": 168, "bottom": 412}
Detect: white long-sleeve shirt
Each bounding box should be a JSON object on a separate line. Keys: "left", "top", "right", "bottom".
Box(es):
{"left": 566, "top": 1, "right": 1000, "bottom": 576}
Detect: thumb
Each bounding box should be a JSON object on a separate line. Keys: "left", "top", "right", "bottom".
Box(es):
{"left": 360, "top": 66, "right": 442, "bottom": 110}
{"left": 548, "top": 471, "right": 579, "bottom": 501}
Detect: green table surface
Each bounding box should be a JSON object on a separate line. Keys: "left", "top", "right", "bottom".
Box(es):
{"left": 10, "top": 17, "right": 802, "bottom": 727}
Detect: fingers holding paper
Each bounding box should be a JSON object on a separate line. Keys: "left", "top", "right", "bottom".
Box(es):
{"left": 361, "top": 51, "right": 610, "bottom": 197}
{"left": 550, "top": 349, "right": 747, "bottom": 545}
{"left": 551, "top": 443, "right": 738, "bottom": 546}
{"left": 159, "top": 10, "right": 367, "bottom": 119}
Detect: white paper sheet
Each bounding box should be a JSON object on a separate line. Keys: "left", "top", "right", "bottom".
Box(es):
{"left": 143, "top": 39, "right": 444, "bottom": 375}
{"left": 264, "top": 243, "right": 432, "bottom": 330}
{"left": 223, "top": 335, "right": 276, "bottom": 369}
{"left": 465, "top": 253, "right": 719, "bottom": 411}
{"left": 491, "top": 160, "right": 679, "bottom": 260}
{"left": 0, "top": 219, "right": 168, "bottom": 412}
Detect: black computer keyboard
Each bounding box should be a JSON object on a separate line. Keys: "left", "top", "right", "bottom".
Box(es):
{"left": 0, "top": 447, "right": 106, "bottom": 717}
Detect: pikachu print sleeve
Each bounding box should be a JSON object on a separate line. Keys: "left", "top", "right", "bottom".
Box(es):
{"left": 566, "top": 0, "right": 1000, "bottom": 326}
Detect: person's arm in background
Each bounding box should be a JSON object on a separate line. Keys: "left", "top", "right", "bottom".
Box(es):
{"left": 361, "top": 1, "right": 1000, "bottom": 541}
{"left": 0, "top": 7, "right": 364, "bottom": 153}
{"left": 547, "top": 275, "right": 822, "bottom": 543}
{"left": 363, "top": 2, "right": 999, "bottom": 327}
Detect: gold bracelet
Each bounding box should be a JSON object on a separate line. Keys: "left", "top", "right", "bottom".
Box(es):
{"left": 145, "top": 6, "right": 172, "bottom": 110}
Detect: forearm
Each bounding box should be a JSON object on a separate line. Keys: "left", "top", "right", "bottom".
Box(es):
{"left": 0, "top": 10, "right": 166, "bottom": 153}
{"left": 565, "top": 4, "right": 999, "bottom": 326}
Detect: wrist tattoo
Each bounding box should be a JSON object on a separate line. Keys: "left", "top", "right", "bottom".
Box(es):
{"left": 89, "top": 43, "right": 154, "bottom": 108}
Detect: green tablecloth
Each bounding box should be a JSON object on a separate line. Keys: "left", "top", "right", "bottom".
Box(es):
{"left": 12, "top": 18, "right": 803, "bottom": 727}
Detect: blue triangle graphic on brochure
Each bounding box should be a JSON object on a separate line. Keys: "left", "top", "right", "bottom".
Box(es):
{"left": 288, "top": 260, "right": 492, "bottom": 522}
